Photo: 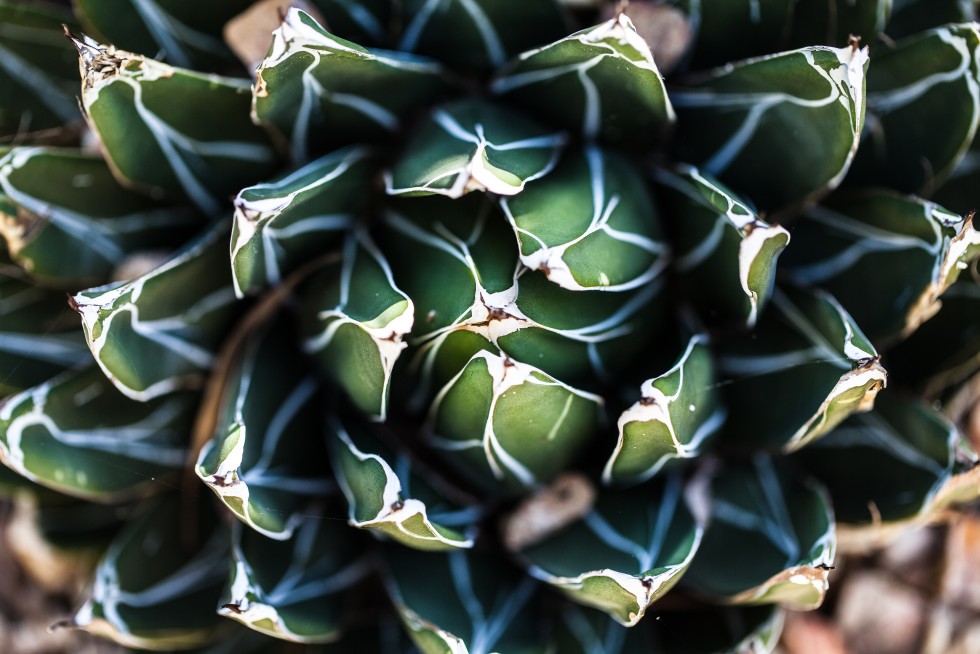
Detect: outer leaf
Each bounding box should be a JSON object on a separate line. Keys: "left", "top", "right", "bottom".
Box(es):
{"left": 715, "top": 286, "right": 887, "bottom": 451}
{"left": 671, "top": 43, "right": 868, "bottom": 212}
{"left": 933, "top": 131, "right": 980, "bottom": 215}
{"left": 384, "top": 548, "right": 545, "bottom": 654}
{"left": 886, "top": 0, "right": 975, "bottom": 39}
{"left": 71, "top": 225, "right": 241, "bottom": 401}
{"left": 219, "top": 517, "right": 372, "bottom": 643}
{"left": 253, "top": 8, "right": 449, "bottom": 161}
{"left": 517, "top": 473, "right": 704, "bottom": 626}
{"left": 197, "top": 318, "right": 331, "bottom": 540}
{"left": 492, "top": 14, "right": 675, "bottom": 146}
{"left": 551, "top": 603, "right": 785, "bottom": 654}
{"left": 0, "top": 3, "right": 80, "bottom": 137}
{"left": 797, "top": 393, "right": 980, "bottom": 534}
{"left": 846, "top": 23, "right": 980, "bottom": 194}
{"left": 301, "top": 231, "right": 413, "bottom": 421}
{"left": 231, "top": 146, "right": 375, "bottom": 297}
{"left": 426, "top": 350, "right": 602, "bottom": 495}
{"left": 0, "top": 146, "right": 199, "bottom": 288}
{"left": 0, "top": 274, "right": 88, "bottom": 397}
{"left": 670, "top": 0, "right": 795, "bottom": 69}
{"left": 72, "top": 36, "right": 280, "bottom": 214}
{"left": 0, "top": 365, "right": 194, "bottom": 502}
{"left": 70, "top": 497, "right": 229, "bottom": 650}
{"left": 397, "top": 0, "right": 567, "bottom": 72}
{"left": 329, "top": 412, "right": 477, "bottom": 551}
{"left": 499, "top": 146, "right": 670, "bottom": 291}
{"left": 654, "top": 165, "right": 790, "bottom": 327}
{"left": 782, "top": 190, "right": 980, "bottom": 343}
{"left": 386, "top": 99, "right": 566, "bottom": 198}
{"left": 789, "top": 0, "right": 892, "bottom": 48}
{"left": 311, "top": 0, "right": 392, "bottom": 47}
{"left": 74, "top": 0, "right": 253, "bottom": 70}
{"left": 603, "top": 335, "right": 724, "bottom": 486}
{"left": 683, "top": 458, "right": 836, "bottom": 610}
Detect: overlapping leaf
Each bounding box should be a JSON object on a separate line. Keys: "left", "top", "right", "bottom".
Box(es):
{"left": 671, "top": 42, "right": 868, "bottom": 212}
{"left": 670, "top": 0, "right": 794, "bottom": 69}
{"left": 499, "top": 146, "right": 670, "bottom": 291}
{"left": 715, "top": 286, "right": 887, "bottom": 451}
{"left": 797, "top": 393, "right": 980, "bottom": 536}
{"left": 492, "top": 13, "right": 674, "bottom": 146}
{"left": 386, "top": 99, "right": 566, "bottom": 198}
{"left": 69, "top": 497, "right": 229, "bottom": 650}
{"left": 654, "top": 165, "right": 789, "bottom": 326}
{"left": 219, "top": 517, "right": 372, "bottom": 643}
{"left": 0, "top": 147, "right": 199, "bottom": 287}
{"left": 384, "top": 547, "right": 544, "bottom": 654}
{"left": 71, "top": 225, "right": 241, "bottom": 401}
{"left": 0, "top": 274, "right": 88, "bottom": 397}
{"left": 74, "top": 0, "right": 253, "bottom": 70}
{"left": 253, "top": 8, "right": 449, "bottom": 161}
{"left": 517, "top": 472, "right": 704, "bottom": 626}
{"left": 231, "top": 146, "right": 375, "bottom": 297}
{"left": 783, "top": 190, "right": 980, "bottom": 343}
{"left": 886, "top": 0, "right": 975, "bottom": 39}
{"left": 426, "top": 350, "right": 602, "bottom": 495}
{"left": 789, "top": 0, "right": 892, "bottom": 48}
{"left": 313, "top": 0, "right": 392, "bottom": 47}
{"left": 398, "top": 0, "right": 567, "bottom": 72}
{"left": 329, "top": 412, "right": 477, "bottom": 550}
{"left": 72, "top": 35, "right": 279, "bottom": 214}
{"left": 604, "top": 334, "right": 724, "bottom": 486}
{"left": 847, "top": 22, "right": 980, "bottom": 194}
{"left": 0, "top": 365, "right": 194, "bottom": 501}
{"left": 197, "top": 318, "right": 331, "bottom": 540}
{"left": 0, "top": 2, "right": 80, "bottom": 137}
{"left": 300, "top": 230, "right": 413, "bottom": 420}
{"left": 683, "top": 458, "right": 836, "bottom": 609}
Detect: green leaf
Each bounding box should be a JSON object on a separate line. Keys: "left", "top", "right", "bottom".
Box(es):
{"left": 683, "top": 458, "right": 836, "bottom": 610}
{"left": 603, "top": 335, "right": 724, "bottom": 486}
{"left": 71, "top": 224, "right": 241, "bottom": 401}
{"left": 517, "top": 473, "right": 704, "bottom": 626}
{"left": 654, "top": 165, "right": 790, "bottom": 327}
{"left": 491, "top": 14, "right": 674, "bottom": 146}
{"left": 70, "top": 497, "right": 229, "bottom": 650}
{"left": 846, "top": 23, "right": 980, "bottom": 194}
{"left": 219, "top": 518, "right": 372, "bottom": 643}
{"left": 231, "top": 146, "right": 375, "bottom": 297}
{"left": 386, "top": 99, "right": 566, "bottom": 198}
{"left": 0, "top": 146, "right": 199, "bottom": 288}
{"left": 797, "top": 393, "right": 980, "bottom": 531}
{"left": 384, "top": 547, "right": 545, "bottom": 654}
{"left": 0, "top": 2, "right": 80, "bottom": 137}
{"left": 0, "top": 274, "right": 88, "bottom": 397}
{"left": 311, "top": 0, "right": 392, "bottom": 47}
{"left": 253, "top": 8, "right": 449, "bottom": 161}
{"left": 671, "top": 43, "right": 868, "bottom": 212}
{"left": 197, "top": 318, "right": 331, "bottom": 540}
{"left": 301, "top": 230, "right": 414, "bottom": 421}
{"left": 72, "top": 36, "right": 280, "bottom": 214}
{"left": 397, "top": 0, "right": 567, "bottom": 72}
{"left": 715, "top": 286, "right": 887, "bottom": 451}
{"left": 551, "top": 603, "right": 785, "bottom": 654}
{"left": 0, "top": 365, "right": 195, "bottom": 502}
{"left": 329, "top": 412, "right": 477, "bottom": 551}
{"left": 782, "top": 190, "right": 980, "bottom": 343}
{"left": 933, "top": 132, "right": 980, "bottom": 215}
{"left": 670, "top": 0, "right": 795, "bottom": 70}
{"left": 886, "top": 0, "right": 975, "bottom": 40}
{"left": 426, "top": 350, "right": 602, "bottom": 495}
{"left": 74, "top": 0, "right": 253, "bottom": 70}
{"left": 788, "top": 0, "right": 892, "bottom": 48}
{"left": 885, "top": 276, "right": 980, "bottom": 395}
{"left": 499, "top": 146, "right": 670, "bottom": 291}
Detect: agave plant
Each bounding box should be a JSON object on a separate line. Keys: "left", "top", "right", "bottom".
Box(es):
{"left": 1, "top": 0, "right": 980, "bottom": 652}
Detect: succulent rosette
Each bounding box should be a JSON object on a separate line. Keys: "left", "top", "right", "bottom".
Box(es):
{"left": 1, "top": 0, "right": 980, "bottom": 652}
